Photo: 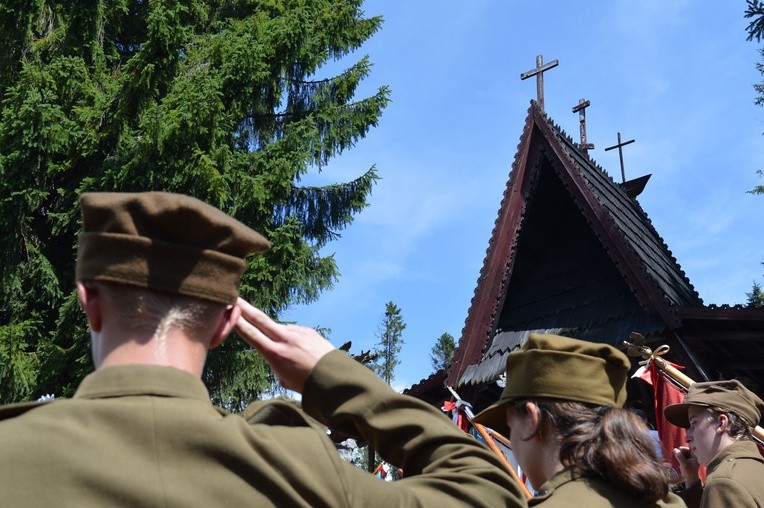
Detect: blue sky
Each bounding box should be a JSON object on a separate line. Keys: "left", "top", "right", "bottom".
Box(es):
{"left": 283, "top": 1, "right": 764, "bottom": 391}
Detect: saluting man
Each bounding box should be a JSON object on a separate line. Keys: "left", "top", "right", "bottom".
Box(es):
{"left": 0, "top": 191, "right": 528, "bottom": 507}
{"left": 664, "top": 379, "right": 764, "bottom": 508}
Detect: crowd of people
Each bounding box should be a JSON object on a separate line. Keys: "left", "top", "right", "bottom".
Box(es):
{"left": 0, "top": 190, "right": 761, "bottom": 507}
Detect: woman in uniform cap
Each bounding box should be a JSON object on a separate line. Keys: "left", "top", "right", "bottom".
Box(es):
{"left": 664, "top": 379, "right": 764, "bottom": 508}
{"left": 474, "top": 333, "right": 684, "bottom": 507}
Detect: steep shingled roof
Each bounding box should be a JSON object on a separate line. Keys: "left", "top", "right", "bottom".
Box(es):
{"left": 445, "top": 102, "right": 702, "bottom": 388}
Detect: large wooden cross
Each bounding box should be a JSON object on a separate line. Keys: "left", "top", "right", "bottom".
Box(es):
{"left": 604, "top": 132, "right": 636, "bottom": 183}
{"left": 520, "top": 54, "right": 559, "bottom": 111}
{"left": 571, "top": 98, "right": 594, "bottom": 153}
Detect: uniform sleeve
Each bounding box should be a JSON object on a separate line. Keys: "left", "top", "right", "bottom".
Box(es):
{"left": 301, "top": 350, "right": 528, "bottom": 508}
{"left": 676, "top": 480, "right": 702, "bottom": 508}
{"left": 701, "top": 478, "right": 758, "bottom": 508}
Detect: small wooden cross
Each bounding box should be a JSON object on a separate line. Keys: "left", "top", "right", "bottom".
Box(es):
{"left": 571, "top": 99, "right": 594, "bottom": 153}
{"left": 604, "top": 132, "right": 636, "bottom": 183}
{"left": 520, "top": 54, "right": 559, "bottom": 111}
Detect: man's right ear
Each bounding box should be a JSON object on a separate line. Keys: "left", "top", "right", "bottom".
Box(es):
{"left": 209, "top": 304, "right": 242, "bottom": 350}
{"left": 76, "top": 281, "right": 102, "bottom": 332}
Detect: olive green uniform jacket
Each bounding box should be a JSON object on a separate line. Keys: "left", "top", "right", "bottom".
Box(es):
{"left": 0, "top": 350, "right": 527, "bottom": 507}
{"left": 527, "top": 469, "right": 686, "bottom": 507}
{"left": 678, "top": 440, "right": 764, "bottom": 508}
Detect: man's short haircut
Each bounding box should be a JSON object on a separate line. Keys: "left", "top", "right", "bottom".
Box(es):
{"left": 708, "top": 406, "right": 754, "bottom": 441}
{"left": 94, "top": 281, "right": 225, "bottom": 341}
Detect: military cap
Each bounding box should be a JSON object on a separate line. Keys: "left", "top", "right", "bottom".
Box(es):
{"left": 664, "top": 379, "right": 764, "bottom": 428}
{"left": 473, "top": 333, "right": 630, "bottom": 435}
{"left": 75, "top": 191, "right": 270, "bottom": 304}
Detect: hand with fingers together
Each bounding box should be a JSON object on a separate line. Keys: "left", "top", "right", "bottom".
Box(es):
{"left": 235, "top": 297, "right": 335, "bottom": 393}
{"left": 672, "top": 446, "right": 700, "bottom": 486}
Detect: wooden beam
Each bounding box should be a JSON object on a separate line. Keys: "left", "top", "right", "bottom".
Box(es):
{"left": 678, "top": 306, "right": 764, "bottom": 322}
{"left": 682, "top": 330, "right": 764, "bottom": 341}
{"left": 717, "top": 359, "right": 764, "bottom": 370}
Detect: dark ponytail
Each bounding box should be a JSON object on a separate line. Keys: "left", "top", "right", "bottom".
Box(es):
{"left": 533, "top": 399, "right": 671, "bottom": 503}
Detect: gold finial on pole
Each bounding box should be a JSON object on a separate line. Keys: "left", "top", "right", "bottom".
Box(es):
{"left": 623, "top": 332, "right": 764, "bottom": 444}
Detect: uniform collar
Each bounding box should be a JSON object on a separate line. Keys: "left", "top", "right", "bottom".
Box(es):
{"left": 74, "top": 364, "right": 211, "bottom": 402}
{"left": 708, "top": 440, "right": 764, "bottom": 470}
{"left": 532, "top": 468, "right": 575, "bottom": 500}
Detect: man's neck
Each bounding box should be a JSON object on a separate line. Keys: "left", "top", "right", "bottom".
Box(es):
{"left": 94, "top": 328, "right": 208, "bottom": 377}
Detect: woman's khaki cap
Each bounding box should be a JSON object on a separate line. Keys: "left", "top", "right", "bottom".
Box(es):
{"left": 473, "top": 333, "right": 630, "bottom": 435}
{"left": 75, "top": 192, "right": 270, "bottom": 304}
{"left": 663, "top": 380, "right": 764, "bottom": 428}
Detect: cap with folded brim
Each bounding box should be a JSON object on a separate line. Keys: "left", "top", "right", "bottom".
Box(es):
{"left": 664, "top": 379, "right": 764, "bottom": 429}
{"left": 473, "top": 333, "right": 630, "bottom": 436}
{"left": 75, "top": 192, "right": 270, "bottom": 305}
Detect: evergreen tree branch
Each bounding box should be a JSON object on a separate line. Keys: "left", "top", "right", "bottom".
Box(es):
{"left": 274, "top": 166, "right": 378, "bottom": 246}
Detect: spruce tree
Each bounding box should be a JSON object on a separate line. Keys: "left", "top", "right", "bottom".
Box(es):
{"left": 744, "top": 2, "right": 764, "bottom": 303}
{"left": 747, "top": 281, "right": 764, "bottom": 307}
{"left": 372, "top": 301, "right": 405, "bottom": 385}
{"left": 0, "top": 0, "right": 389, "bottom": 405}
{"left": 746, "top": 264, "right": 764, "bottom": 308}
{"left": 430, "top": 332, "right": 455, "bottom": 372}
{"left": 746, "top": 1, "right": 764, "bottom": 195}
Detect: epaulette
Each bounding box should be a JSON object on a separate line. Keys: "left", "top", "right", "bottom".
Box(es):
{"left": 240, "top": 399, "right": 364, "bottom": 446}
{"left": 241, "top": 399, "right": 317, "bottom": 429}
{"left": 0, "top": 399, "right": 52, "bottom": 421}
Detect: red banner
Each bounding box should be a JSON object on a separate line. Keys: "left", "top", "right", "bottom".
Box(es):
{"left": 636, "top": 363, "right": 687, "bottom": 475}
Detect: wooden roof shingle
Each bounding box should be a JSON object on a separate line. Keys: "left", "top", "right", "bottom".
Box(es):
{"left": 445, "top": 102, "right": 702, "bottom": 388}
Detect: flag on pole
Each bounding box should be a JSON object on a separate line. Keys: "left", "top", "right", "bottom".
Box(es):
{"left": 441, "top": 400, "right": 469, "bottom": 433}
{"left": 442, "top": 395, "right": 534, "bottom": 499}
{"left": 634, "top": 362, "right": 687, "bottom": 475}
{"left": 625, "top": 335, "right": 763, "bottom": 478}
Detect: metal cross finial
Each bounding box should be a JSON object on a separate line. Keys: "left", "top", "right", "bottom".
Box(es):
{"left": 520, "top": 54, "right": 559, "bottom": 112}
{"left": 604, "top": 132, "right": 635, "bottom": 183}
{"left": 571, "top": 99, "right": 594, "bottom": 153}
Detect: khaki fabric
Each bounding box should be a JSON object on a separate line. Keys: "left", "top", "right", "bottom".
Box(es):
{"left": 527, "top": 469, "right": 686, "bottom": 507}
{"left": 76, "top": 191, "right": 270, "bottom": 304}
{"left": 0, "top": 351, "right": 527, "bottom": 507}
{"left": 678, "top": 440, "right": 764, "bottom": 508}
{"left": 473, "top": 333, "right": 629, "bottom": 435}
{"left": 664, "top": 379, "right": 764, "bottom": 429}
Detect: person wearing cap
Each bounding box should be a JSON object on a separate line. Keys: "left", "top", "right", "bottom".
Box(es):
{"left": 474, "top": 333, "right": 685, "bottom": 507}
{"left": 0, "top": 192, "right": 528, "bottom": 507}
{"left": 664, "top": 379, "right": 764, "bottom": 508}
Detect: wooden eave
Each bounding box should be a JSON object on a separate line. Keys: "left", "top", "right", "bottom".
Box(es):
{"left": 672, "top": 306, "right": 764, "bottom": 391}
{"left": 445, "top": 102, "right": 700, "bottom": 387}
{"left": 677, "top": 305, "right": 764, "bottom": 323}
{"left": 402, "top": 370, "right": 448, "bottom": 405}
{"left": 445, "top": 107, "right": 538, "bottom": 387}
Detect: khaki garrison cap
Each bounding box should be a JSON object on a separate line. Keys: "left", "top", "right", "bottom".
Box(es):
{"left": 75, "top": 192, "right": 270, "bottom": 304}
{"left": 473, "top": 333, "right": 630, "bottom": 436}
{"left": 664, "top": 379, "right": 764, "bottom": 429}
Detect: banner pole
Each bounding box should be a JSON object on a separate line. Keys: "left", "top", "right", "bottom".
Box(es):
{"left": 624, "top": 335, "right": 764, "bottom": 446}
{"left": 446, "top": 386, "right": 533, "bottom": 499}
